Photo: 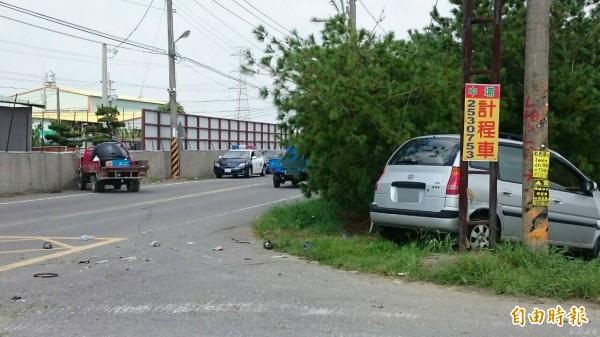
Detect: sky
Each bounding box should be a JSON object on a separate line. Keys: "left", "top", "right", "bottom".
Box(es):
{"left": 0, "top": 0, "right": 454, "bottom": 123}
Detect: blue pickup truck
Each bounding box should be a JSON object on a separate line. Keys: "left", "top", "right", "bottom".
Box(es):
{"left": 269, "top": 148, "right": 309, "bottom": 188}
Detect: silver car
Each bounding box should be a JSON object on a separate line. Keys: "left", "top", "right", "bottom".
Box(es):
{"left": 369, "top": 134, "right": 600, "bottom": 257}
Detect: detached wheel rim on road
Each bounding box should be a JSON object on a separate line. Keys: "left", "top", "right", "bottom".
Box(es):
{"left": 469, "top": 224, "right": 490, "bottom": 249}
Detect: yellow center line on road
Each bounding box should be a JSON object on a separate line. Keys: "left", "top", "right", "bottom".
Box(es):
{"left": 0, "top": 236, "right": 127, "bottom": 273}
{"left": 0, "top": 248, "right": 67, "bottom": 254}
{"left": 0, "top": 183, "right": 262, "bottom": 229}
{"left": 0, "top": 238, "right": 39, "bottom": 243}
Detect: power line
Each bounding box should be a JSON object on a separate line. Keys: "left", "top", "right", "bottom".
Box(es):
{"left": 179, "top": 61, "right": 232, "bottom": 90}
{"left": 0, "top": 1, "right": 165, "bottom": 54}
{"left": 0, "top": 1, "right": 270, "bottom": 98}
{"left": 0, "top": 39, "right": 166, "bottom": 68}
{"left": 357, "top": 0, "right": 387, "bottom": 35}
{"left": 138, "top": 0, "right": 166, "bottom": 98}
{"left": 241, "top": 0, "right": 292, "bottom": 34}
{"left": 191, "top": 0, "right": 261, "bottom": 50}
{"left": 0, "top": 14, "right": 165, "bottom": 56}
{"left": 120, "top": 0, "right": 164, "bottom": 10}
{"left": 0, "top": 69, "right": 97, "bottom": 85}
{"left": 180, "top": 56, "right": 266, "bottom": 91}
{"left": 175, "top": 1, "right": 238, "bottom": 48}
{"left": 176, "top": 10, "right": 232, "bottom": 54}
{"left": 231, "top": 0, "right": 289, "bottom": 37}
{"left": 210, "top": 0, "right": 256, "bottom": 29}
{"left": 113, "top": 0, "right": 155, "bottom": 52}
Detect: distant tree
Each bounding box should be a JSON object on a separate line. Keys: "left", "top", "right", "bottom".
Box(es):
{"left": 45, "top": 121, "right": 83, "bottom": 147}
{"left": 158, "top": 102, "right": 185, "bottom": 114}
{"left": 92, "top": 105, "right": 125, "bottom": 144}
{"left": 31, "top": 122, "right": 44, "bottom": 147}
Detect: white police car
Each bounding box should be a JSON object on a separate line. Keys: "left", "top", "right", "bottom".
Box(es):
{"left": 214, "top": 145, "right": 266, "bottom": 178}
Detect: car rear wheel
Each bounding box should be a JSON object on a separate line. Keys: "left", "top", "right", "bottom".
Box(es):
{"left": 467, "top": 213, "right": 501, "bottom": 250}
{"left": 468, "top": 224, "right": 490, "bottom": 249}
{"left": 273, "top": 173, "right": 281, "bottom": 188}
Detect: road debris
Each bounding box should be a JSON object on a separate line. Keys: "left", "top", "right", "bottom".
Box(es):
{"left": 263, "top": 240, "right": 273, "bottom": 250}
{"left": 78, "top": 260, "right": 90, "bottom": 264}
{"left": 122, "top": 256, "right": 137, "bottom": 261}
{"left": 213, "top": 245, "right": 224, "bottom": 251}
{"left": 149, "top": 240, "right": 160, "bottom": 247}
{"left": 33, "top": 273, "right": 58, "bottom": 278}
{"left": 302, "top": 241, "right": 312, "bottom": 250}
{"left": 186, "top": 242, "right": 195, "bottom": 245}
{"left": 232, "top": 238, "right": 251, "bottom": 244}
{"left": 96, "top": 260, "right": 108, "bottom": 264}
{"left": 273, "top": 255, "right": 288, "bottom": 258}
{"left": 79, "top": 235, "right": 95, "bottom": 241}
{"left": 11, "top": 295, "right": 25, "bottom": 302}
{"left": 397, "top": 272, "right": 408, "bottom": 276}
{"left": 42, "top": 242, "right": 53, "bottom": 249}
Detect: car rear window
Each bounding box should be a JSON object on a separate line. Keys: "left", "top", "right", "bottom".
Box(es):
{"left": 387, "top": 137, "right": 459, "bottom": 166}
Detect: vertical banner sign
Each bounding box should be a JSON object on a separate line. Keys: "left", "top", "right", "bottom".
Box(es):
{"left": 532, "top": 150, "right": 550, "bottom": 206}
{"left": 463, "top": 84, "right": 501, "bottom": 161}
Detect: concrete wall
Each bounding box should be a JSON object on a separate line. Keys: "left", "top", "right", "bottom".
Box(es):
{"left": 0, "top": 152, "right": 79, "bottom": 194}
{"left": 0, "top": 150, "right": 226, "bottom": 195}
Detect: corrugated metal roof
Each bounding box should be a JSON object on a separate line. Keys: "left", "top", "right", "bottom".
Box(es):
{"left": 10, "top": 87, "right": 166, "bottom": 105}
{"left": 0, "top": 94, "right": 45, "bottom": 108}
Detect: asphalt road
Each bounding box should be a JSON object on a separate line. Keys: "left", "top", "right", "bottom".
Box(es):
{"left": 0, "top": 176, "right": 599, "bottom": 337}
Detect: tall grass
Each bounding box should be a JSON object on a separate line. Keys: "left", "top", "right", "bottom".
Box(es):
{"left": 253, "top": 199, "right": 600, "bottom": 303}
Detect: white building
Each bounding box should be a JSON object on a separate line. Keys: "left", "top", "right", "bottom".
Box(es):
{"left": 10, "top": 86, "right": 166, "bottom": 131}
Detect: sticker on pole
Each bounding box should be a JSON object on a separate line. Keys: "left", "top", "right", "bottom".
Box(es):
{"left": 533, "top": 179, "right": 549, "bottom": 207}
{"left": 463, "top": 84, "right": 501, "bottom": 162}
{"left": 533, "top": 150, "right": 550, "bottom": 179}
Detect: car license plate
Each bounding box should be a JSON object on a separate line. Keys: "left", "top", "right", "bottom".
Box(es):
{"left": 225, "top": 169, "right": 231, "bottom": 173}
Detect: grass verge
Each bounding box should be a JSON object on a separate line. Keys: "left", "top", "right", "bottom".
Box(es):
{"left": 253, "top": 198, "right": 600, "bottom": 303}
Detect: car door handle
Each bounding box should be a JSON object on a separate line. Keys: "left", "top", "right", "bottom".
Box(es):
{"left": 552, "top": 199, "right": 563, "bottom": 205}
{"left": 502, "top": 190, "right": 512, "bottom": 196}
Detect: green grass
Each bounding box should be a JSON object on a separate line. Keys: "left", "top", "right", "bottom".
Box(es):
{"left": 253, "top": 198, "right": 600, "bottom": 303}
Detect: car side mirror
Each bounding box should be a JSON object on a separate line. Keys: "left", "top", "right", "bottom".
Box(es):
{"left": 218, "top": 155, "right": 222, "bottom": 159}
{"left": 584, "top": 180, "right": 597, "bottom": 194}
{"left": 252, "top": 156, "right": 257, "bottom": 160}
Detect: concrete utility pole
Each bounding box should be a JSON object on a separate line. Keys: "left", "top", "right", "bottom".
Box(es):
{"left": 56, "top": 86, "right": 60, "bottom": 122}
{"left": 102, "top": 43, "right": 109, "bottom": 106}
{"left": 167, "top": 0, "right": 177, "bottom": 177}
{"left": 521, "top": 0, "right": 550, "bottom": 249}
{"left": 166, "top": 0, "right": 187, "bottom": 179}
{"left": 348, "top": 0, "right": 356, "bottom": 33}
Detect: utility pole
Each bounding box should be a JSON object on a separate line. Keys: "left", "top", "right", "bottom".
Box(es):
{"left": 521, "top": 0, "right": 550, "bottom": 249}
{"left": 348, "top": 0, "right": 357, "bottom": 33}
{"left": 56, "top": 86, "right": 60, "bottom": 122}
{"left": 167, "top": 0, "right": 180, "bottom": 179}
{"left": 102, "top": 43, "right": 109, "bottom": 106}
